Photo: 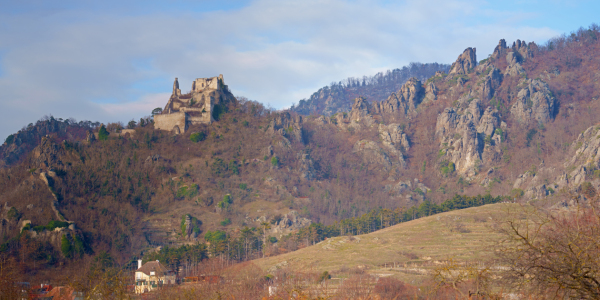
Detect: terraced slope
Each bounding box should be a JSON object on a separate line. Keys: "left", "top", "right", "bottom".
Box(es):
{"left": 255, "top": 203, "right": 520, "bottom": 283}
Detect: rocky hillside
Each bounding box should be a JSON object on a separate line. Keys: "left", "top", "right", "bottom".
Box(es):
{"left": 2, "top": 24, "right": 600, "bottom": 282}
{"left": 291, "top": 62, "right": 450, "bottom": 116}
{"left": 0, "top": 116, "right": 95, "bottom": 167}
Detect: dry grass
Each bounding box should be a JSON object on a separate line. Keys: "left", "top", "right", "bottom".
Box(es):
{"left": 255, "top": 203, "right": 521, "bottom": 284}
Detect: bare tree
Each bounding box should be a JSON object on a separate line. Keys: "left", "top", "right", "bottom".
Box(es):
{"left": 497, "top": 196, "right": 600, "bottom": 299}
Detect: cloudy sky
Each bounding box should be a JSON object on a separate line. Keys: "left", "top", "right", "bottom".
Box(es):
{"left": 0, "top": 0, "right": 598, "bottom": 142}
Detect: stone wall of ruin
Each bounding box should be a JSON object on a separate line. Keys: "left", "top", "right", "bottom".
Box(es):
{"left": 154, "top": 112, "right": 187, "bottom": 132}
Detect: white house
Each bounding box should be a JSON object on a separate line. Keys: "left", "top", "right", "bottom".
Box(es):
{"left": 134, "top": 260, "right": 177, "bottom": 294}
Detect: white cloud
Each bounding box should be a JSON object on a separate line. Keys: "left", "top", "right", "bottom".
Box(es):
{"left": 0, "top": 0, "right": 561, "bottom": 142}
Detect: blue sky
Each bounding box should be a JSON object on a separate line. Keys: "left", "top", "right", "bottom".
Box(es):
{"left": 0, "top": 0, "right": 598, "bottom": 142}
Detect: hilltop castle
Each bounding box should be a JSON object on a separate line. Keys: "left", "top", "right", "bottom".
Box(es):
{"left": 154, "top": 75, "right": 236, "bottom": 133}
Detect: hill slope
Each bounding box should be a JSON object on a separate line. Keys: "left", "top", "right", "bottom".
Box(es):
{"left": 1, "top": 24, "right": 600, "bottom": 283}
{"left": 255, "top": 203, "right": 516, "bottom": 283}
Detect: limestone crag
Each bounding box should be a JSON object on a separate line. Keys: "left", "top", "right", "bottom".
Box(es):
{"left": 348, "top": 97, "right": 373, "bottom": 124}
{"left": 378, "top": 124, "right": 410, "bottom": 168}
{"left": 267, "top": 112, "right": 304, "bottom": 143}
{"left": 504, "top": 52, "right": 526, "bottom": 77}
{"left": 491, "top": 39, "right": 508, "bottom": 60}
{"left": 424, "top": 82, "right": 438, "bottom": 102}
{"left": 85, "top": 130, "right": 96, "bottom": 143}
{"left": 0, "top": 117, "right": 91, "bottom": 167}
{"left": 182, "top": 214, "right": 201, "bottom": 240}
{"left": 510, "top": 79, "right": 557, "bottom": 124}
{"left": 32, "top": 137, "right": 65, "bottom": 170}
{"left": 384, "top": 178, "right": 430, "bottom": 200}
{"left": 512, "top": 39, "right": 534, "bottom": 60}
{"left": 481, "top": 67, "right": 503, "bottom": 100}
{"left": 346, "top": 79, "right": 426, "bottom": 125}
{"left": 270, "top": 210, "right": 311, "bottom": 238}
{"left": 436, "top": 99, "right": 503, "bottom": 177}
{"left": 353, "top": 140, "right": 393, "bottom": 171}
{"left": 512, "top": 125, "right": 600, "bottom": 200}
{"left": 371, "top": 78, "right": 425, "bottom": 116}
{"left": 297, "top": 153, "right": 316, "bottom": 181}
{"left": 449, "top": 48, "right": 477, "bottom": 75}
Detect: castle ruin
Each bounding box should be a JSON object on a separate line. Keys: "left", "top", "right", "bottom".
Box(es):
{"left": 154, "top": 75, "right": 236, "bottom": 134}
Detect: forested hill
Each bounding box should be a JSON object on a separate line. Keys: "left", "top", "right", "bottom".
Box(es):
{"left": 291, "top": 62, "right": 450, "bottom": 116}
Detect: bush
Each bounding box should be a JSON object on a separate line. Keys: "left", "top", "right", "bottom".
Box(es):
{"left": 205, "top": 230, "right": 227, "bottom": 243}
{"left": 484, "top": 135, "right": 492, "bottom": 145}
{"left": 242, "top": 120, "right": 249, "bottom": 127}
{"left": 61, "top": 235, "right": 72, "bottom": 258}
{"left": 217, "top": 194, "right": 233, "bottom": 210}
{"left": 511, "top": 188, "right": 524, "bottom": 199}
{"left": 180, "top": 214, "right": 202, "bottom": 236}
{"left": 7, "top": 207, "right": 21, "bottom": 221}
{"left": 98, "top": 125, "right": 109, "bottom": 141}
{"left": 220, "top": 218, "right": 231, "bottom": 226}
{"left": 190, "top": 132, "right": 206, "bottom": 143}
{"left": 440, "top": 161, "right": 455, "bottom": 175}
{"left": 269, "top": 236, "right": 278, "bottom": 243}
{"left": 176, "top": 186, "right": 188, "bottom": 199}
{"left": 271, "top": 156, "right": 279, "bottom": 167}
{"left": 212, "top": 104, "right": 227, "bottom": 121}
{"left": 317, "top": 271, "right": 331, "bottom": 283}
{"left": 176, "top": 184, "right": 199, "bottom": 200}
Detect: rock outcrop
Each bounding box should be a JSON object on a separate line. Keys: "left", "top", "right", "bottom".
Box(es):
{"left": 346, "top": 79, "right": 426, "bottom": 124}
{"left": 0, "top": 117, "right": 91, "bottom": 167}
{"left": 436, "top": 99, "right": 503, "bottom": 177}
{"left": 378, "top": 124, "right": 410, "bottom": 168}
{"left": 449, "top": 48, "right": 477, "bottom": 75}
{"left": 297, "top": 153, "right": 316, "bottom": 181}
{"left": 384, "top": 178, "right": 430, "bottom": 200}
{"left": 491, "top": 39, "right": 508, "bottom": 60}
{"left": 510, "top": 79, "right": 557, "bottom": 124}
{"left": 268, "top": 112, "right": 304, "bottom": 143}
{"left": 372, "top": 78, "right": 425, "bottom": 116}
{"left": 348, "top": 97, "right": 372, "bottom": 122}
{"left": 291, "top": 63, "right": 450, "bottom": 116}
{"left": 513, "top": 125, "right": 600, "bottom": 200}
{"left": 182, "top": 214, "right": 201, "bottom": 240}
{"left": 353, "top": 140, "right": 393, "bottom": 170}
{"left": 270, "top": 210, "right": 311, "bottom": 238}
{"left": 504, "top": 51, "right": 526, "bottom": 77}
{"left": 481, "top": 67, "right": 503, "bottom": 100}
{"left": 32, "top": 136, "right": 65, "bottom": 170}
{"left": 424, "top": 82, "right": 438, "bottom": 102}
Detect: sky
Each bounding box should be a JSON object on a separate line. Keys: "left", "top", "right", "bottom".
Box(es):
{"left": 0, "top": 0, "right": 598, "bottom": 142}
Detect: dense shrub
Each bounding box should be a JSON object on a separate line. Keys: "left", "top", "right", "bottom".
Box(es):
{"left": 190, "top": 132, "right": 206, "bottom": 143}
